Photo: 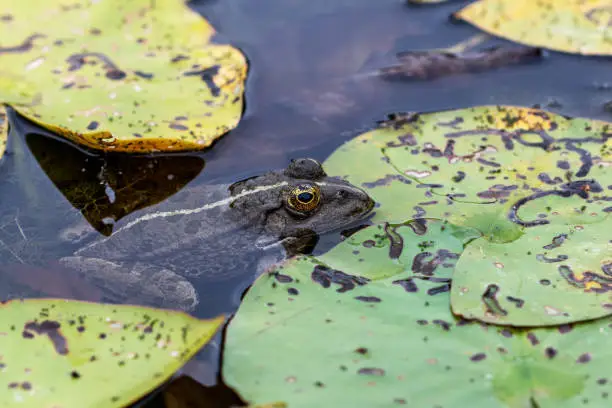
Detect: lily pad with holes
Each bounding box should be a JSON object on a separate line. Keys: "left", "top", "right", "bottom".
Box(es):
{"left": 0, "top": 298, "right": 224, "bottom": 408}
{"left": 454, "top": 0, "right": 612, "bottom": 56}
{"left": 0, "top": 0, "right": 247, "bottom": 153}
{"left": 0, "top": 104, "right": 6, "bottom": 160}
{"left": 324, "top": 106, "right": 611, "bottom": 326}
{"left": 223, "top": 219, "right": 612, "bottom": 407}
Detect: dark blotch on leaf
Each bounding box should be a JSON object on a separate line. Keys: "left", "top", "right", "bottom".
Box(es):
{"left": 311, "top": 265, "right": 370, "bottom": 293}
{"left": 23, "top": 320, "right": 68, "bottom": 355}
{"left": 71, "top": 370, "right": 81, "bottom": 379}
{"left": 86, "top": 121, "right": 99, "bottom": 130}
{"left": 355, "top": 296, "right": 381, "bottom": 303}
{"left": 506, "top": 296, "right": 525, "bottom": 308}
{"left": 432, "top": 319, "right": 451, "bottom": 331}
{"left": 273, "top": 273, "right": 293, "bottom": 283}
{"left": 134, "top": 70, "right": 154, "bottom": 79}
{"left": 358, "top": 367, "right": 385, "bottom": 376}
{"left": 470, "top": 353, "right": 486, "bottom": 362}
{"left": 543, "top": 234, "right": 569, "bottom": 250}
{"left": 288, "top": 287, "right": 299, "bottom": 296}
{"left": 183, "top": 65, "right": 221, "bottom": 97}
{"left": 392, "top": 278, "right": 418, "bottom": 292}
{"left": 106, "top": 69, "right": 126, "bottom": 80}
{"left": 482, "top": 284, "right": 508, "bottom": 316}
{"left": 383, "top": 223, "right": 403, "bottom": 259}
{"left": 577, "top": 353, "right": 591, "bottom": 364}
{"left": 362, "top": 174, "right": 412, "bottom": 188}
{"left": 527, "top": 332, "right": 539, "bottom": 346}
{"left": 355, "top": 347, "right": 368, "bottom": 355}
{"left": 545, "top": 347, "right": 557, "bottom": 359}
{"left": 407, "top": 218, "right": 428, "bottom": 235}
{"left": 362, "top": 240, "right": 376, "bottom": 248}
{"left": 427, "top": 283, "right": 450, "bottom": 296}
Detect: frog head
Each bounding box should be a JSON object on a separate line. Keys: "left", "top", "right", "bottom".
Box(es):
{"left": 228, "top": 158, "right": 375, "bottom": 248}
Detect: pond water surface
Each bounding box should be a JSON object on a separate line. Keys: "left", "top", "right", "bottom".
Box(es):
{"left": 0, "top": 0, "right": 610, "bottom": 404}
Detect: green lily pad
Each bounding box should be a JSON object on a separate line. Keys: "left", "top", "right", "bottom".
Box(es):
{"left": 0, "top": 104, "right": 6, "bottom": 160}
{"left": 324, "top": 107, "right": 611, "bottom": 240}
{"left": 451, "top": 222, "right": 612, "bottom": 326}
{"left": 0, "top": 298, "right": 224, "bottom": 407}
{"left": 223, "top": 220, "right": 612, "bottom": 407}
{"left": 0, "top": 0, "right": 247, "bottom": 153}
{"left": 324, "top": 106, "right": 611, "bottom": 325}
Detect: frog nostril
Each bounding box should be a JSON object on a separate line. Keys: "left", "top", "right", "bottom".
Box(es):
{"left": 337, "top": 190, "right": 349, "bottom": 199}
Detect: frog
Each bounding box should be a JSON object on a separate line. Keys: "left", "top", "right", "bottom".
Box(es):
{"left": 54, "top": 158, "right": 375, "bottom": 311}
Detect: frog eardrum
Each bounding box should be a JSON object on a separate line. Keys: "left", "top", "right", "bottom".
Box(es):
{"left": 286, "top": 183, "right": 321, "bottom": 214}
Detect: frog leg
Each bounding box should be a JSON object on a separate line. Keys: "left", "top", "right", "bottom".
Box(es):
{"left": 59, "top": 256, "right": 199, "bottom": 311}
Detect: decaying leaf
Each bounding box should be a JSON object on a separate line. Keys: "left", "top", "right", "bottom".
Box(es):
{"left": 379, "top": 45, "right": 542, "bottom": 81}
{"left": 223, "top": 220, "right": 611, "bottom": 407}
{"left": 455, "top": 0, "right": 612, "bottom": 56}
{"left": 324, "top": 106, "right": 611, "bottom": 326}
{"left": 0, "top": 104, "right": 6, "bottom": 160}
{"left": 0, "top": 298, "right": 224, "bottom": 408}
{"left": 0, "top": 0, "right": 247, "bottom": 153}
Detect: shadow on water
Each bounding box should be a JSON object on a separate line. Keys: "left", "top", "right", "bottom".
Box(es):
{"left": 0, "top": 0, "right": 611, "bottom": 400}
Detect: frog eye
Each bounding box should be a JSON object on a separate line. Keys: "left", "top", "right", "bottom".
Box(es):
{"left": 287, "top": 183, "right": 321, "bottom": 213}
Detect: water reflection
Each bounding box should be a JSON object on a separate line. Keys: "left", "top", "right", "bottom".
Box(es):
{"left": 26, "top": 134, "right": 206, "bottom": 237}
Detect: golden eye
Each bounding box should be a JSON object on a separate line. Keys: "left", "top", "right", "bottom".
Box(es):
{"left": 287, "top": 183, "right": 321, "bottom": 213}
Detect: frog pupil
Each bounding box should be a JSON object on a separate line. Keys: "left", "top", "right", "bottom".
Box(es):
{"left": 298, "top": 192, "right": 314, "bottom": 203}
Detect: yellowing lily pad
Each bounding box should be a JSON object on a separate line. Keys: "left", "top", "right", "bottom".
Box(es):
{"left": 0, "top": 298, "right": 225, "bottom": 408}
{"left": 0, "top": 104, "right": 6, "bottom": 159}
{"left": 0, "top": 0, "right": 247, "bottom": 153}
{"left": 455, "top": 0, "right": 612, "bottom": 56}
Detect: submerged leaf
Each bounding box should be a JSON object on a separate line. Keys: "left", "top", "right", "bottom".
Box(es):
{"left": 324, "top": 106, "right": 611, "bottom": 325}
{"left": 224, "top": 220, "right": 610, "bottom": 407}
{"left": 379, "top": 45, "right": 542, "bottom": 81}
{"left": 455, "top": 0, "right": 612, "bottom": 56}
{"left": 26, "top": 134, "right": 205, "bottom": 236}
{"left": 0, "top": 299, "right": 224, "bottom": 408}
{"left": 0, "top": 0, "right": 247, "bottom": 153}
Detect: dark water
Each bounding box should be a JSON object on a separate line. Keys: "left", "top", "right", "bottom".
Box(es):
{"left": 0, "top": 0, "right": 611, "bottom": 404}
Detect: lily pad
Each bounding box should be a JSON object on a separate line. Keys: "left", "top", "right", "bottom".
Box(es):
{"left": 0, "top": 104, "right": 6, "bottom": 160}
{"left": 324, "top": 106, "right": 611, "bottom": 326}
{"left": 223, "top": 220, "right": 612, "bottom": 407}
{"left": 325, "top": 106, "right": 611, "bottom": 242}
{"left": 0, "top": 0, "right": 247, "bottom": 153}
{"left": 452, "top": 222, "right": 612, "bottom": 326}
{"left": 454, "top": 0, "right": 612, "bottom": 56}
{"left": 0, "top": 298, "right": 224, "bottom": 407}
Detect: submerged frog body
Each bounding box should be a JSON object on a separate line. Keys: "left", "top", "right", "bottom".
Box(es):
{"left": 58, "top": 158, "right": 374, "bottom": 311}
